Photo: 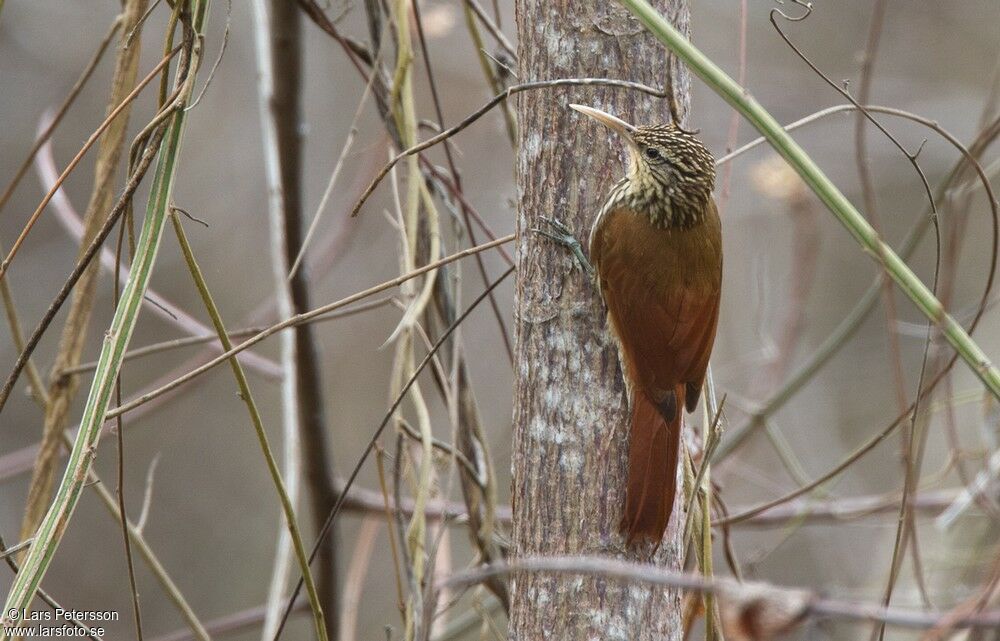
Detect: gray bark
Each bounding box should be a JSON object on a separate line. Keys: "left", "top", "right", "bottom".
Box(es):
{"left": 510, "top": 2, "right": 691, "bottom": 639}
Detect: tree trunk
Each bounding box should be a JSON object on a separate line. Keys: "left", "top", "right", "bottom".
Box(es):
{"left": 510, "top": 2, "right": 691, "bottom": 639}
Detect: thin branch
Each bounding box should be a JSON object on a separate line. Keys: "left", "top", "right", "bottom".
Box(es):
{"left": 349, "top": 78, "right": 666, "bottom": 217}
{"left": 263, "top": 1, "right": 339, "bottom": 636}
{"left": 712, "top": 365, "right": 964, "bottom": 527}
{"left": 149, "top": 599, "right": 307, "bottom": 641}
{"left": 19, "top": 7, "right": 152, "bottom": 638}
{"left": 0, "top": 17, "right": 121, "bottom": 219}
{"left": 461, "top": 0, "right": 516, "bottom": 144}
{"left": 287, "top": 53, "right": 377, "bottom": 279}
{"left": 715, "top": 106, "right": 1000, "bottom": 460}
{"left": 271, "top": 265, "right": 515, "bottom": 641}
{"left": 464, "top": 0, "right": 516, "bottom": 59}
{"left": 768, "top": 4, "right": 941, "bottom": 619}
{"left": 170, "top": 210, "right": 329, "bottom": 641}
{"left": 412, "top": 0, "right": 513, "bottom": 364}
{"left": 0, "top": 45, "right": 182, "bottom": 278}
{"left": 732, "top": 488, "right": 961, "bottom": 528}
{"left": 60, "top": 299, "right": 391, "bottom": 376}
{"left": 338, "top": 516, "right": 380, "bottom": 641}
{"left": 0, "top": 540, "right": 32, "bottom": 561}
{"left": 110, "top": 11, "right": 150, "bottom": 639}
{"left": 9, "top": 292, "right": 207, "bottom": 640}
{"left": 0, "top": 2, "right": 208, "bottom": 621}
{"left": 434, "top": 557, "right": 1000, "bottom": 631}
{"left": 0, "top": 117, "right": 170, "bottom": 417}
{"left": 713, "top": 0, "right": 746, "bottom": 218}
{"left": 0, "top": 531, "right": 101, "bottom": 640}
{"left": 104, "top": 235, "right": 514, "bottom": 421}
{"left": 35, "top": 132, "right": 283, "bottom": 380}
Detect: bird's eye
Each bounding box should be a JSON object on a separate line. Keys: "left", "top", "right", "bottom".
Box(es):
{"left": 644, "top": 147, "right": 662, "bottom": 161}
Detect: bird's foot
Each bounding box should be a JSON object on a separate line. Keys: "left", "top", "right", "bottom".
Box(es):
{"left": 532, "top": 216, "right": 595, "bottom": 276}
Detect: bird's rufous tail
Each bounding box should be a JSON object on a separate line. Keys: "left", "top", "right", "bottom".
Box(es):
{"left": 621, "top": 386, "right": 683, "bottom": 544}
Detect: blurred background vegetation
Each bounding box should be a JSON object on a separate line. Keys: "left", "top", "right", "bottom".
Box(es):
{"left": 1, "top": 1, "right": 998, "bottom": 639}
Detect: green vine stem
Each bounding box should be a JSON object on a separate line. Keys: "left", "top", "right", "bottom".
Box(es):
{"left": 0, "top": 1, "right": 210, "bottom": 632}
{"left": 168, "top": 211, "right": 328, "bottom": 641}
{"left": 618, "top": 0, "right": 1000, "bottom": 402}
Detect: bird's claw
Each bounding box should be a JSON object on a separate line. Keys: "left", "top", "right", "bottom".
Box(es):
{"left": 536, "top": 216, "right": 574, "bottom": 237}
{"left": 531, "top": 216, "right": 595, "bottom": 276}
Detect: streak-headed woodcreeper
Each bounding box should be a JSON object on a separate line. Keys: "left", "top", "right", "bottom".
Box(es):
{"left": 538, "top": 104, "right": 722, "bottom": 544}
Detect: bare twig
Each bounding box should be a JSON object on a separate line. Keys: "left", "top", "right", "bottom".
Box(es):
{"left": 59, "top": 299, "right": 391, "bottom": 377}
{"left": 34, "top": 130, "right": 283, "bottom": 380}
{"left": 257, "top": 0, "right": 339, "bottom": 636}
{"left": 768, "top": 6, "right": 941, "bottom": 623}
{"left": 338, "top": 516, "right": 380, "bottom": 641}
{"left": 0, "top": 531, "right": 101, "bottom": 640}
{"left": 104, "top": 235, "right": 514, "bottom": 421}
{"left": 465, "top": 0, "right": 516, "bottom": 59}
{"left": 0, "top": 118, "right": 170, "bottom": 417}
{"left": 0, "top": 45, "right": 181, "bottom": 278}
{"left": 170, "top": 210, "right": 329, "bottom": 641}
{"left": 271, "top": 265, "right": 515, "bottom": 641}
{"left": 461, "top": 0, "right": 516, "bottom": 143}
{"left": 0, "top": 17, "right": 121, "bottom": 219}
{"left": 433, "top": 556, "right": 1000, "bottom": 631}
{"left": 251, "top": 0, "right": 303, "bottom": 636}
{"left": 287, "top": 52, "right": 377, "bottom": 279}
{"left": 713, "top": 0, "right": 746, "bottom": 218}
{"left": 149, "top": 599, "right": 307, "bottom": 641}
{"left": 349, "top": 78, "right": 666, "bottom": 217}
{"left": 0, "top": 540, "right": 32, "bottom": 560}
{"left": 413, "top": 0, "right": 514, "bottom": 365}
{"left": 715, "top": 105, "right": 1000, "bottom": 461}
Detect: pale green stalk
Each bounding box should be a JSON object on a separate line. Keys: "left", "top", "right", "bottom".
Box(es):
{"left": 388, "top": 0, "right": 438, "bottom": 637}
{"left": 169, "top": 213, "right": 327, "bottom": 641}
{"left": 618, "top": 0, "right": 1000, "bottom": 402}
{"left": 8, "top": 273, "right": 208, "bottom": 641}
{"left": 0, "top": 1, "right": 210, "bottom": 632}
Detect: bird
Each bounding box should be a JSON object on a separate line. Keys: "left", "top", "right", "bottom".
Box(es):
{"left": 537, "top": 104, "right": 722, "bottom": 544}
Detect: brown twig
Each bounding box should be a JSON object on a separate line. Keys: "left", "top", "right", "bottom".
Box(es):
{"left": 349, "top": 78, "right": 667, "bottom": 218}
{"left": 769, "top": 8, "right": 954, "bottom": 621}
{"left": 110, "top": 8, "right": 153, "bottom": 640}
{"left": 413, "top": 0, "right": 514, "bottom": 365}
{"left": 0, "top": 45, "right": 181, "bottom": 279}
{"left": 338, "top": 516, "right": 381, "bottom": 641}
{"left": 34, "top": 131, "right": 284, "bottom": 380}
{"left": 0, "top": 120, "right": 170, "bottom": 418}
{"left": 432, "top": 556, "right": 1000, "bottom": 632}
{"left": 0, "top": 17, "right": 121, "bottom": 220}
{"left": 713, "top": 0, "right": 746, "bottom": 218}
{"left": 464, "top": 0, "right": 516, "bottom": 59}
{"left": 149, "top": 599, "right": 307, "bottom": 641}
{"left": 0, "top": 532, "right": 101, "bottom": 639}
{"left": 58, "top": 299, "right": 391, "bottom": 377}
{"left": 266, "top": 2, "right": 339, "bottom": 635}
{"left": 715, "top": 105, "right": 1000, "bottom": 461}
{"left": 103, "top": 235, "right": 513, "bottom": 421}
{"left": 270, "top": 265, "right": 515, "bottom": 641}
{"left": 849, "top": 0, "right": 932, "bottom": 622}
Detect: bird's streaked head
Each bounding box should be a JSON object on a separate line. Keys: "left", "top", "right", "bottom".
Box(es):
{"left": 569, "top": 103, "right": 716, "bottom": 228}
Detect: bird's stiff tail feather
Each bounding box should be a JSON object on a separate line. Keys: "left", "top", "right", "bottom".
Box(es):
{"left": 621, "top": 386, "right": 683, "bottom": 544}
